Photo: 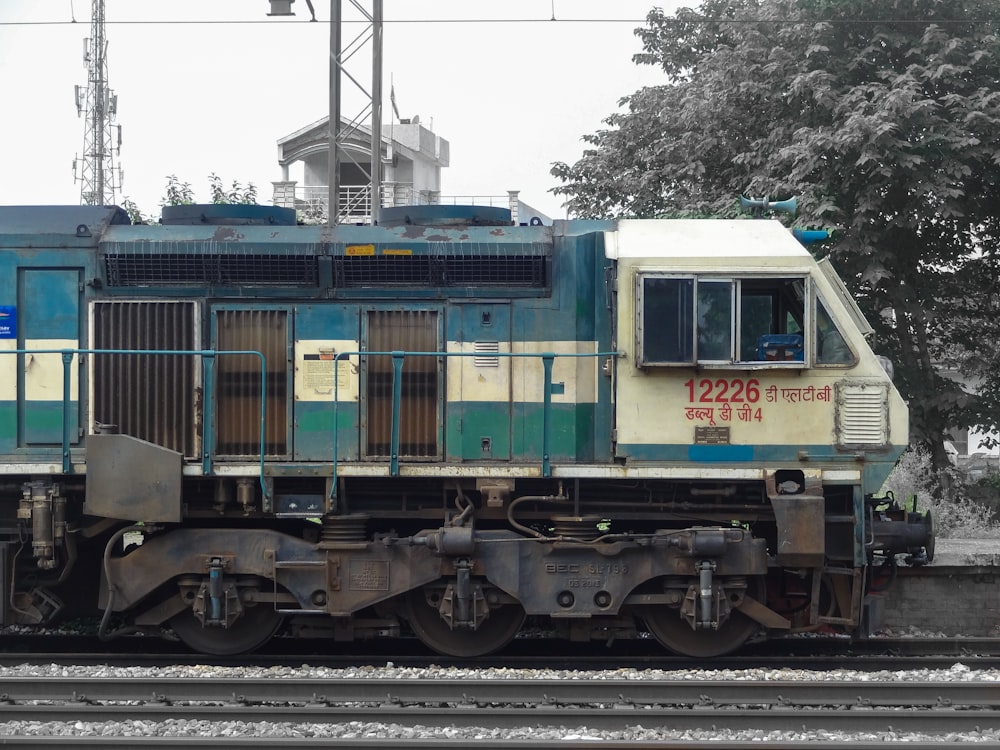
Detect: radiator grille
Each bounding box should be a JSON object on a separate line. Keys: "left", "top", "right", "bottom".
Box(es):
{"left": 836, "top": 382, "right": 888, "bottom": 446}
{"left": 366, "top": 310, "right": 440, "bottom": 459}
{"left": 91, "top": 301, "right": 198, "bottom": 457}
{"left": 104, "top": 249, "right": 319, "bottom": 287}
{"left": 336, "top": 248, "right": 548, "bottom": 287}
{"left": 215, "top": 309, "right": 288, "bottom": 457}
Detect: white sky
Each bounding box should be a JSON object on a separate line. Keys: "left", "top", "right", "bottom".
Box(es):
{"left": 0, "top": 0, "right": 683, "bottom": 220}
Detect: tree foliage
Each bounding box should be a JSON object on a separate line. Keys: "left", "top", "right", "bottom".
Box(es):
{"left": 161, "top": 174, "right": 258, "bottom": 207}
{"left": 208, "top": 173, "right": 258, "bottom": 205}
{"left": 551, "top": 0, "right": 1000, "bottom": 467}
{"left": 120, "top": 175, "right": 260, "bottom": 224}
{"left": 162, "top": 174, "right": 195, "bottom": 207}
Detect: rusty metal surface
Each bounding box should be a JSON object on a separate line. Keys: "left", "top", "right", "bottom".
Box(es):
{"left": 84, "top": 433, "right": 182, "bottom": 522}
{"left": 91, "top": 301, "right": 199, "bottom": 457}
{"left": 769, "top": 494, "right": 825, "bottom": 566}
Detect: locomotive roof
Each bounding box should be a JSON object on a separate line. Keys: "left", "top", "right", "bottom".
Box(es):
{"left": 0, "top": 205, "right": 130, "bottom": 238}
{"left": 607, "top": 219, "right": 811, "bottom": 261}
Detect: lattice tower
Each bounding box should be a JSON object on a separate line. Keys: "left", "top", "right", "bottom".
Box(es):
{"left": 73, "top": 0, "right": 122, "bottom": 205}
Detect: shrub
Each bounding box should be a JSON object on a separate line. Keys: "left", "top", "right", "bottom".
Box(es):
{"left": 880, "top": 447, "right": 1000, "bottom": 539}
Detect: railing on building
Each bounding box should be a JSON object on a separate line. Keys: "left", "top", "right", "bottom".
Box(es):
{"left": 272, "top": 181, "right": 519, "bottom": 225}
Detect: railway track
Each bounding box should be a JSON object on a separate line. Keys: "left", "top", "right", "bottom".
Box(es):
{"left": 0, "top": 675, "right": 995, "bottom": 735}
{"left": 1, "top": 634, "right": 999, "bottom": 670}
{"left": 0, "top": 742, "right": 987, "bottom": 750}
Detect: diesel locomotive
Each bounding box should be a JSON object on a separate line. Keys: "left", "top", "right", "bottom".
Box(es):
{"left": 0, "top": 202, "right": 933, "bottom": 657}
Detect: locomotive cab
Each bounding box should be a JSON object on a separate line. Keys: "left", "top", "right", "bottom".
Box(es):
{"left": 608, "top": 219, "right": 924, "bottom": 654}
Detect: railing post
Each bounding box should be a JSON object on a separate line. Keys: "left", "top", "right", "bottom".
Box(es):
{"left": 61, "top": 350, "right": 74, "bottom": 474}
{"left": 390, "top": 351, "right": 404, "bottom": 477}
{"left": 202, "top": 352, "right": 216, "bottom": 476}
{"left": 541, "top": 353, "right": 554, "bottom": 478}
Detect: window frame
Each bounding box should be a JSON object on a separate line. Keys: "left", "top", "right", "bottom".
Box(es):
{"left": 635, "top": 271, "right": 812, "bottom": 369}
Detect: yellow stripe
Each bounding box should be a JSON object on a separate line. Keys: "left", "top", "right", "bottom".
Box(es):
{"left": 22, "top": 339, "right": 80, "bottom": 402}
{"left": 0, "top": 340, "right": 16, "bottom": 401}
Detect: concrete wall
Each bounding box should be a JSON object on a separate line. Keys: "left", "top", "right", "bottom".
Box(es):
{"left": 870, "top": 540, "right": 1000, "bottom": 636}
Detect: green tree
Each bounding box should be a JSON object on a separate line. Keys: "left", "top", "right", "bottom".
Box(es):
{"left": 551, "top": 0, "right": 1000, "bottom": 469}
{"left": 160, "top": 174, "right": 258, "bottom": 207}
{"left": 119, "top": 196, "right": 153, "bottom": 224}
{"left": 208, "top": 173, "right": 258, "bottom": 205}
{"left": 161, "top": 174, "right": 195, "bottom": 207}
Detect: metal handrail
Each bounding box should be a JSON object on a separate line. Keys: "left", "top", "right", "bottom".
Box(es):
{"left": 287, "top": 185, "right": 509, "bottom": 223}
{"left": 330, "top": 350, "right": 619, "bottom": 501}
{"left": 2, "top": 348, "right": 270, "bottom": 500}
{"left": 6, "top": 347, "right": 621, "bottom": 510}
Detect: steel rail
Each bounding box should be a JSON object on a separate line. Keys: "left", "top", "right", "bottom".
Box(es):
{"left": 0, "top": 676, "right": 996, "bottom": 735}
{"left": 2, "top": 650, "right": 1000, "bottom": 672}
{"left": 0, "top": 703, "right": 996, "bottom": 733}
{"left": 0, "top": 740, "right": 980, "bottom": 750}
{"left": 0, "top": 676, "right": 996, "bottom": 708}
{"left": 2, "top": 635, "right": 999, "bottom": 670}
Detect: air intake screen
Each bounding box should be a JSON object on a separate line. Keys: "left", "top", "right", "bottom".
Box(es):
{"left": 366, "top": 310, "right": 440, "bottom": 459}
{"left": 215, "top": 309, "right": 288, "bottom": 457}
{"left": 336, "top": 251, "right": 547, "bottom": 287}
{"left": 104, "top": 250, "right": 318, "bottom": 287}
{"left": 91, "top": 301, "right": 198, "bottom": 457}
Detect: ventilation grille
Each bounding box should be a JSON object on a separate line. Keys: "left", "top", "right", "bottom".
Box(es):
{"left": 91, "top": 301, "right": 198, "bottom": 457}
{"left": 836, "top": 382, "right": 888, "bottom": 446}
{"left": 473, "top": 341, "right": 500, "bottom": 367}
{"left": 103, "top": 248, "right": 319, "bottom": 287}
{"left": 366, "top": 309, "right": 440, "bottom": 459}
{"left": 336, "top": 251, "right": 548, "bottom": 287}
{"left": 215, "top": 309, "right": 288, "bottom": 457}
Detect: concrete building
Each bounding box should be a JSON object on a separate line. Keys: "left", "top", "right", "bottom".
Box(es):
{"left": 271, "top": 117, "right": 550, "bottom": 225}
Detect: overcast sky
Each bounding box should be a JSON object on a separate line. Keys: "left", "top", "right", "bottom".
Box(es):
{"left": 0, "top": 0, "right": 684, "bottom": 220}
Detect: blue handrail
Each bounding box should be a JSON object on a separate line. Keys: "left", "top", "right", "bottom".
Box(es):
{"left": 3, "top": 348, "right": 270, "bottom": 500}
{"left": 330, "top": 350, "right": 619, "bottom": 502}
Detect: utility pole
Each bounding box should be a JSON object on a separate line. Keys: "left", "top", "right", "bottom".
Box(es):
{"left": 270, "top": 0, "right": 382, "bottom": 225}
{"left": 74, "top": 0, "right": 122, "bottom": 206}
{"left": 327, "top": 0, "right": 383, "bottom": 226}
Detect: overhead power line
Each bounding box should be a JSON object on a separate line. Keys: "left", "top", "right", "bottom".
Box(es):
{"left": 1, "top": 16, "right": 993, "bottom": 26}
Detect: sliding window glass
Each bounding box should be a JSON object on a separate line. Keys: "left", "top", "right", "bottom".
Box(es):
{"left": 696, "top": 280, "right": 733, "bottom": 361}
{"left": 637, "top": 276, "right": 694, "bottom": 364}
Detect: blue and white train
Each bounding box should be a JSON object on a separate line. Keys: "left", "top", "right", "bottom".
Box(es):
{"left": 0, "top": 202, "right": 932, "bottom": 656}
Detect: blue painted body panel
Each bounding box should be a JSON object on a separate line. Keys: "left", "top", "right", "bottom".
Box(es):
{"left": 0, "top": 206, "right": 898, "bottom": 494}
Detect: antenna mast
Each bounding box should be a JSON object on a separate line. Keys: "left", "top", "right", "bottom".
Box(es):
{"left": 74, "top": 0, "right": 122, "bottom": 205}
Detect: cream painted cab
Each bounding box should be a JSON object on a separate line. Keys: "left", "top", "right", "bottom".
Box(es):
{"left": 607, "top": 219, "right": 907, "bottom": 486}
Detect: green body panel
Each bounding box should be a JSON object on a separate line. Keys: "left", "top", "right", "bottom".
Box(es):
{"left": 17, "top": 401, "right": 80, "bottom": 448}
{"left": 294, "top": 403, "right": 360, "bottom": 461}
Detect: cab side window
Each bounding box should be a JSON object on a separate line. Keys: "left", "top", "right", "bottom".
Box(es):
{"left": 815, "top": 299, "right": 854, "bottom": 365}
{"left": 636, "top": 273, "right": 807, "bottom": 367}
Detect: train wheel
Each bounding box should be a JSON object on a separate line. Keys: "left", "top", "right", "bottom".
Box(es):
{"left": 642, "top": 578, "right": 764, "bottom": 658}
{"left": 404, "top": 586, "right": 525, "bottom": 657}
{"left": 169, "top": 604, "right": 284, "bottom": 656}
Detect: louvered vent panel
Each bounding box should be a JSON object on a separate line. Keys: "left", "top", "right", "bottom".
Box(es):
{"left": 473, "top": 341, "right": 500, "bottom": 367}
{"left": 103, "top": 247, "right": 319, "bottom": 287}
{"left": 836, "top": 382, "right": 888, "bottom": 446}
{"left": 91, "top": 301, "right": 198, "bottom": 457}
{"left": 336, "top": 246, "right": 548, "bottom": 288}
{"left": 366, "top": 309, "right": 439, "bottom": 459}
{"left": 215, "top": 309, "right": 288, "bottom": 457}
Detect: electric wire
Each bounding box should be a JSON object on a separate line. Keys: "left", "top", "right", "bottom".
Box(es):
{"left": 2, "top": 17, "right": 995, "bottom": 26}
